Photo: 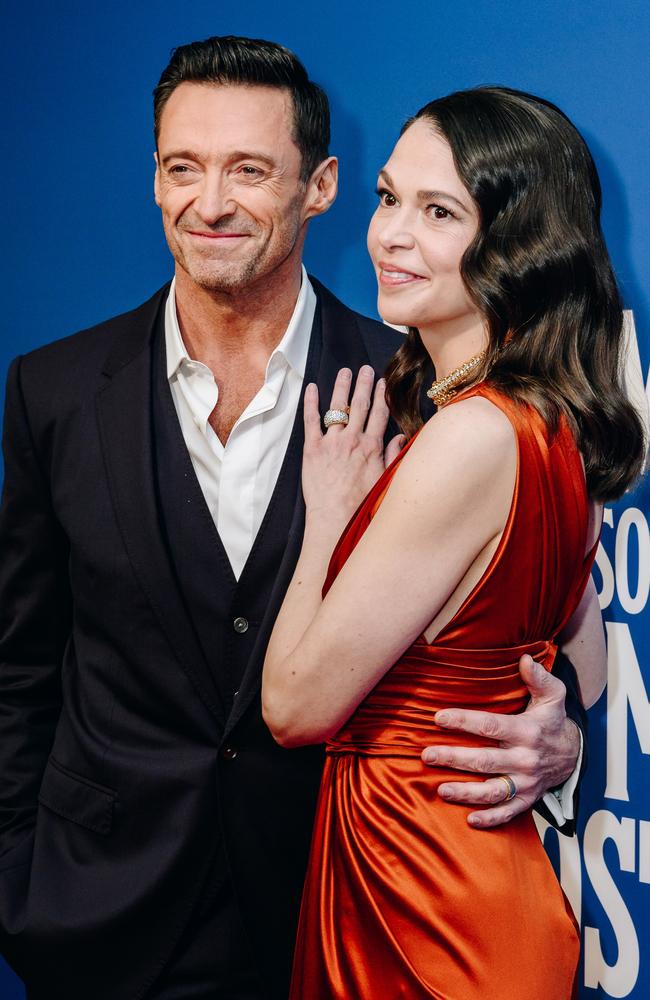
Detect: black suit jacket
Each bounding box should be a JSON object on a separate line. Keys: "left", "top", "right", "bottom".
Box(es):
{"left": 0, "top": 279, "right": 586, "bottom": 1000}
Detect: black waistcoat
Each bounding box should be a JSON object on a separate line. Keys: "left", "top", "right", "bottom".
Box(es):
{"left": 151, "top": 303, "right": 322, "bottom": 720}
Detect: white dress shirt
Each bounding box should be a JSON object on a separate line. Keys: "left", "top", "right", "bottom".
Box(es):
{"left": 165, "top": 267, "right": 315, "bottom": 580}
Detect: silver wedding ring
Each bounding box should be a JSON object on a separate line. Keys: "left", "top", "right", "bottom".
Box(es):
{"left": 323, "top": 408, "right": 350, "bottom": 428}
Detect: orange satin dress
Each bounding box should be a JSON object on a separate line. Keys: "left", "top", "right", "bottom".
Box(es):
{"left": 289, "top": 384, "right": 594, "bottom": 1000}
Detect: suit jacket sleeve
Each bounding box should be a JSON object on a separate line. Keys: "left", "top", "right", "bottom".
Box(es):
{"left": 533, "top": 648, "right": 587, "bottom": 836}
{"left": 0, "top": 355, "right": 70, "bottom": 861}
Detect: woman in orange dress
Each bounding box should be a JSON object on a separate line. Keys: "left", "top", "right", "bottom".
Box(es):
{"left": 262, "top": 87, "right": 645, "bottom": 999}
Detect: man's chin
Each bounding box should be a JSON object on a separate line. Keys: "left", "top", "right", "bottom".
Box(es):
{"left": 181, "top": 261, "right": 258, "bottom": 294}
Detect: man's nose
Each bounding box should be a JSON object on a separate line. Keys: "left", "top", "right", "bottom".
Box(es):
{"left": 194, "top": 172, "right": 236, "bottom": 225}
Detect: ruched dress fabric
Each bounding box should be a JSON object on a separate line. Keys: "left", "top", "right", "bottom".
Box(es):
{"left": 289, "top": 385, "right": 594, "bottom": 1000}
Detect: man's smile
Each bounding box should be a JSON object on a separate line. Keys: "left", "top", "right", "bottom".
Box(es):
{"left": 186, "top": 230, "right": 252, "bottom": 240}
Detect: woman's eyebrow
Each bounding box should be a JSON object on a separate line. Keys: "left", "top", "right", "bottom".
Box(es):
{"left": 377, "top": 169, "right": 469, "bottom": 212}
{"left": 416, "top": 189, "right": 469, "bottom": 212}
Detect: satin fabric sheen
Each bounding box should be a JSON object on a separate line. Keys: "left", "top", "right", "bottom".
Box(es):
{"left": 289, "top": 385, "right": 594, "bottom": 999}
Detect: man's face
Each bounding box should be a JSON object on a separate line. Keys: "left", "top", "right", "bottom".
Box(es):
{"left": 154, "top": 83, "right": 311, "bottom": 293}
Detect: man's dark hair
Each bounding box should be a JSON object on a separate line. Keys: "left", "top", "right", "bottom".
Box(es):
{"left": 153, "top": 35, "right": 330, "bottom": 182}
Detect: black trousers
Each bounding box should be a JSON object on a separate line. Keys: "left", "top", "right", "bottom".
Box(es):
{"left": 146, "top": 862, "right": 266, "bottom": 1000}
{"left": 26, "top": 878, "right": 266, "bottom": 1000}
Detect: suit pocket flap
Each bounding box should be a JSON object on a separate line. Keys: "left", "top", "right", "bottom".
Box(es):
{"left": 38, "top": 758, "right": 115, "bottom": 835}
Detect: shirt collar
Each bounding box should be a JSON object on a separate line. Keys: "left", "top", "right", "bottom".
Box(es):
{"left": 165, "top": 265, "right": 315, "bottom": 382}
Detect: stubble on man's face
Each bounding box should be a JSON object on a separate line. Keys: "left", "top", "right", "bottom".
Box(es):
{"left": 164, "top": 191, "right": 306, "bottom": 295}
{"left": 155, "top": 83, "right": 309, "bottom": 297}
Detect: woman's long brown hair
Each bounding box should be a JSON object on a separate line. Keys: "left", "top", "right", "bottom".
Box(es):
{"left": 385, "top": 87, "right": 645, "bottom": 501}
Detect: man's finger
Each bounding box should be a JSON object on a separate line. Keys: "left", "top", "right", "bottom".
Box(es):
{"left": 421, "top": 744, "right": 531, "bottom": 774}
{"left": 422, "top": 744, "right": 539, "bottom": 774}
{"left": 433, "top": 707, "right": 525, "bottom": 744}
{"left": 467, "top": 798, "right": 530, "bottom": 828}
{"left": 519, "top": 653, "right": 566, "bottom": 706}
{"left": 437, "top": 778, "right": 522, "bottom": 805}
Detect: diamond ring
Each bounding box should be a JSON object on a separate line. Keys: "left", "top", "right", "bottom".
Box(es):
{"left": 323, "top": 408, "right": 350, "bottom": 428}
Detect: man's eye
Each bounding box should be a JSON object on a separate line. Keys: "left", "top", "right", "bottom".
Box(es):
{"left": 240, "top": 165, "right": 262, "bottom": 176}
{"left": 376, "top": 188, "right": 397, "bottom": 207}
{"left": 169, "top": 165, "right": 190, "bottom": 175}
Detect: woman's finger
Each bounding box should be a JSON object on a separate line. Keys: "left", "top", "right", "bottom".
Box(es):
{"left": 384, "top": 433, "right": 407, "bottom": 467}
{"left": 323, "top": 368, "right": 353, "bottom": 433}
{"left": 303, "top": 383, "right": 322, "bottom": 447}
{"left": 365, "top": 378, "right": 391, "bottom": 439}
{"left": 347, "top": 365, "right": 375, "bottom": 433}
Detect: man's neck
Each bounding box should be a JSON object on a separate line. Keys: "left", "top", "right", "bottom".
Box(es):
{"left": 172, "top": 259, "right": 307, "bottom": 446}
{"left": 173, "top": 262, "right": 304, "bottom": 373}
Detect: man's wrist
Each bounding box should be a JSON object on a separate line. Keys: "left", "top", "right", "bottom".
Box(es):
{"left": 543, "top": 722, "right": 583, "bottom": 824}
{"left": 550, "top": 717, "right": 582, "bottom": 793}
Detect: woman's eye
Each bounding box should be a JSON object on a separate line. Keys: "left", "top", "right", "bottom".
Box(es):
{"left": 430, "top": 205, "right": 452, "bottom": 219}
{"left": 376, "top": 188, "right": 397, "bottom": 207}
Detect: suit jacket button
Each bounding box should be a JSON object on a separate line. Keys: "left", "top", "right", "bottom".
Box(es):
{"left": 233, "top": 616, "right": 249, "bottom": 634}
{"left": 221, "top": 746, "right": 238, "bottom": 760}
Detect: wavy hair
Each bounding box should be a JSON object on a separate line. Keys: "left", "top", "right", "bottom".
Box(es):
{"left": 384, "top": 86, "right": 645, "bottom": 500}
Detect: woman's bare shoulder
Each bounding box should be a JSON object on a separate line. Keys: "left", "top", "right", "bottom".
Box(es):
{"left": 411, "top": 394, "right": 517, "bottom": 471}
{"left": 378, "top": 394, "right": 518, "bottom": 523}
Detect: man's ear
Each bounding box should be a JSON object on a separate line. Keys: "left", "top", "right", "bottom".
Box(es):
{"left": 153, "top": 151, "right": 161, "bottom": 207}
{"left": 302, "top": 157, "right": 338, "bottom": 222}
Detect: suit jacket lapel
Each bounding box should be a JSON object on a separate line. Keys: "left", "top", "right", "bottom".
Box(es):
{"left": 311, "top": 276, "right": 375, "bottom": 395}
{"left": 96, "top": 287, "right": 226, "bottom": 725}
{"left": 224, "top": 282, "right": 374, "bottom": 736}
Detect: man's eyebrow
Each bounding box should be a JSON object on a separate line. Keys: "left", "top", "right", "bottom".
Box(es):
{"left": 377, "top": 169, "right": 470, "bottom": 212}
{"left": 161, "top": 150, "right": 200, "bottom": 166}
{"left": 161, "top": 149, "right": 277, "bottom": 168}
{"left": 227, "top": 150, "right": 277, "bottom": 168}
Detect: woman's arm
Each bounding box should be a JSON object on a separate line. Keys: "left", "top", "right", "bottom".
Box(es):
{"left": 262, "top": 386, "right": 517, "bottom": 748}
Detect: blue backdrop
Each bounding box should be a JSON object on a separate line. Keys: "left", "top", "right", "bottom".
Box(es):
{"left": 2, "top": 1, "right": 648, "bottom": 996}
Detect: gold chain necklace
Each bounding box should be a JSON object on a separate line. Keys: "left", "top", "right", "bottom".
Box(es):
{"left": 426, "top": 351, "right": 487, "bottom": 406}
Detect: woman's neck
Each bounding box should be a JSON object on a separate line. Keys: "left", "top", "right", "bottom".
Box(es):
{"left": 419, "top": 316, "right": 488, "bottom": 379}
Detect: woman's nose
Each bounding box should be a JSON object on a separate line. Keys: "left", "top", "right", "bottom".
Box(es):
{"left": 375, "top": 210, "right": 416, "bottom": 251}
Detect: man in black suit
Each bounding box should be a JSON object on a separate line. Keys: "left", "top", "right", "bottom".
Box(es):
{"left": 0, "top": 35, "right": 585, "bottom": 1000}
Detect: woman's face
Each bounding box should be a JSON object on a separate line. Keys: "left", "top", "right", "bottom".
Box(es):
{"left": 367, "top": 120, "right": 481, "bottom": 334}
